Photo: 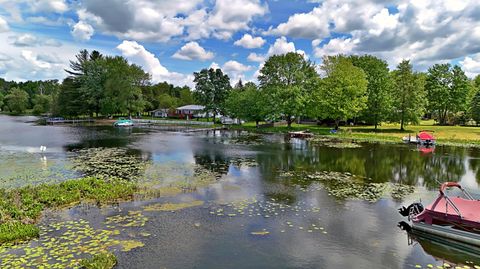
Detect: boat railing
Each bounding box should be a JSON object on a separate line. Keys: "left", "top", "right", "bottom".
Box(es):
{"left": 443, "top": 195, "right": 463, "bottom": 219}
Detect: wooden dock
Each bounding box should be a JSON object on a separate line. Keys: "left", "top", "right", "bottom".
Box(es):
{"left": 46, "top": 118, "right": 94, "bottom": 124}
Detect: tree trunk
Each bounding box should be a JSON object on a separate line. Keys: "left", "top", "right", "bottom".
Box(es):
{"left": 335, "top": 119, "right": 340, "bottom": 130}
{"left": 255, "top": 120, "right": 259, "bottom": 128}
{"left": 287, "top": 117, "right": 292, "bottom": 128}
{"left": 400, "top": 115, "right": 404, "bottom": 131}
{"left": 374, "top": 114, "right": 378, "bottom": 131}
{"left": 213, "top": 113, "right": 216, "bottom": 123}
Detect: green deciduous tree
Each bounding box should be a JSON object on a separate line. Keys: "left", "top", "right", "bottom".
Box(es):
{"left": 158, "top": 93, "right": 178, "bottom": 109}
{"left": 5, "top": 87, "right": 29, "bottom": 114}
{"left": 193, "top": 68, "right": 232, "bottom": 122}
{"left": 258, "top": 52, "right": 318, "bottom": 127}
{"left": 225, "top": 83, "right": 266, "bottom": 126}
{"left": 32, "top": 94, "right": 52, "bottom": 115}
{"left": 390, "top": 60, "right": 426, "bottom": 130}
{"left": 425, "top": 64, "right": 469, "bottom": 125}
{"left": 349, "top": 55, "right": 392, "bottom": 130}
{"left": 470, "top": 90, "right": 480, "bottom": 125}
{"left": 314, "top": 55, "right": 368, "bottom": 129}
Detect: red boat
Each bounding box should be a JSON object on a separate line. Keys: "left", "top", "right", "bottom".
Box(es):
{"left": 417, "top": 130, "right": 436, "bottom": 145}
{"left": 399, "top": 182, "right": 480, "bottom": 248}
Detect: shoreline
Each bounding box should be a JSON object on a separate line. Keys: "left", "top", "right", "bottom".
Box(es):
{"left": 227, "top": 124, "right": 480, "bottom": 148}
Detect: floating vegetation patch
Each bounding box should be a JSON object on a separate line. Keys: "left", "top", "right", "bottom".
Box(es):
{"left": 208, "top": 197, "right": 329, "bottom": 236}
{"left": 79, "top": 251, "right": 117, "bottom": 269}
{"left": 0, "top": 219, "right": 145, "bottom": 269}
{"left": 72, "top": 148, "right": 146, "bottom": 180}
{"left": 230, "top": 157, "right": 258, "bottom": 167}
{"left": 143, "top": 200, "right": 204, "bottom": 212}
{"left": 250, "top": 230, "right": 270, "bottom": 236}
{"left": 104, "top": 211, "right": 148, "bottom": 228}
{"left": 229, "top": 134, "right": 266, "bottom": 145}
{"left": 283, "top": 171, "right": 415, "bottom": 202}
{"left": 308, "top": 137, "right": 362, "bottom": 149}
{"left": 209, "top": 197, "right": 320, "bottom": 218}
{"left": 141, "top": 162, "right": 223, "bottom": 192}
{"left": 391, "top": 184, "right": 416, "bottom": 200}
{"left": 0, "top": 151, "right": 78, "bottom": 189}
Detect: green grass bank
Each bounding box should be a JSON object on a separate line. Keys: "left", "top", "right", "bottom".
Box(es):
{"left": 229, "top": 120, "right": 480, "bottom": 146}
{"left": 0, "top": 177, "right": 136, "bottom": 244}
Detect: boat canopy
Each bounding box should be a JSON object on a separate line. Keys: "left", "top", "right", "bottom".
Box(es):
{"left": 418, "top": 131, "right": 435, "bottom": 140}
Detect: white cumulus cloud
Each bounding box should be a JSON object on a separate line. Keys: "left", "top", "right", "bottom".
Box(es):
{"left": 233, "top": 34, "right": 266, "bottom": 48}
{"left": 172, "top": 41, "right": 214, "bottom": 61}
{"left": 0, "top": 16, "right": 9, "bottom": 32}
{"left": 460, "top": 54, "right": 480, "bottom": 78}
{"left": 117, "top": 40, "right": 193, "bottom": 86}
{"left": 247, "top": 52, "right": 265, "bottom": 62}
{"left": 314, "top": 38, "right": 358, "bottom": 58}
{"left": 267, "top": 36, "right": 297, "bottom": 56}
{"left": 71, "top": 21, "right": 94, "bottom": 41}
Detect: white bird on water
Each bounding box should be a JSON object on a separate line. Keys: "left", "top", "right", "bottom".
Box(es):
{"left": 40, "top": 145, "right": 46, "bottom": 152}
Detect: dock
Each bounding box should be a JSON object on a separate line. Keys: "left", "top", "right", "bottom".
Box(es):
{"left": 288, "top": 131, "right": 314, "bottom": 138}
{"left": 46, "top": 118, "right": 94, "bottom": 124}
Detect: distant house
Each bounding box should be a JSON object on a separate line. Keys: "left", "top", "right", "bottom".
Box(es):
{"left": 175, "top": 105, "right": 206, "bottom": 119}
{"left": 220, "top": 116, "right": 243, "bottom": 125}
{"left": 151, "top": 108, "right": 169, "bottom": 118}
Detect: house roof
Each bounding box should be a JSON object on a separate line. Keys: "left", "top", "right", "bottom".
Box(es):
{"left": 176, "top": 105, "right": 205, "bottom": 110}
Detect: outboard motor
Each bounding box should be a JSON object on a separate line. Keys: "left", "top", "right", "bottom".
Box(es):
{"left": 397, "top": 221, "right": 412, "bottom": 232}
{"left": 398, "top": 203, "right": 424, "bottom": 217}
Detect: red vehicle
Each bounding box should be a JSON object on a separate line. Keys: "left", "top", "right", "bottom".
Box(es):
{"left": 399, "top": 182, "right": 480, "bottom": 248}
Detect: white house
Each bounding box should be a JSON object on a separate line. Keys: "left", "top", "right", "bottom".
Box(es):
{"left": 176, "top": 105, "right": 206, "bottom": 119}
{"left": 151, "top": 108, "right": 169, "bottom": 118}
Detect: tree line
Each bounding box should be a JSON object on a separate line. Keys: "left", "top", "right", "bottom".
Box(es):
{"left": 1, "top": 49, "right": 480, "bottom": 129}
{"left": 0, "top": 50, "right": 194, "bottom": 117}
{"left": 195, "top": 53, "right": 480, "bottom": 129}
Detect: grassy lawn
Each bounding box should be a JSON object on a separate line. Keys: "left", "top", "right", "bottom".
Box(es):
{"left": 231, "top": 120, "right": 480, "bottom": 145}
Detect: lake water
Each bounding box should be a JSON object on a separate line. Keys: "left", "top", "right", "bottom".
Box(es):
{"left": 1, "top": 115, "right": 480, "bottom": 269}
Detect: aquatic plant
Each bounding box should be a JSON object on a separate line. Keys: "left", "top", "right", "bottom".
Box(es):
{"left": 0, "top": 177, "right": 136, "bottom": 244}
{"left": 72, "top": 148, "right": 146, "bottom": 180}
{"left": 0, "top": 222, "right": 39, "bottom": 244}
{"left": 80, "top": 252, "right": 117, "bottom": 269}
{"left": 391, "top": 183, "right": 416, "bottom": 200}
{"left": 284, "top": 171, "right": 415, "bottom": 202}
{"left": 143, "top": 200, "right": 204, "bottom": 212}
{"left": 308, "top": 137, "right": 362, "bottom": 148}
{"left": 0, "top": 219, "right": 145, "bottom": 268}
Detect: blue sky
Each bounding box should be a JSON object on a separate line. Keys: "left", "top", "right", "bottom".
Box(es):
{"left": 1, "top": 0, "right": 480, "bottom": 86}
